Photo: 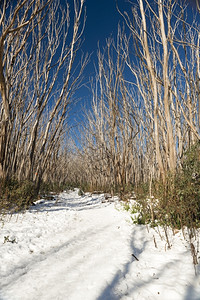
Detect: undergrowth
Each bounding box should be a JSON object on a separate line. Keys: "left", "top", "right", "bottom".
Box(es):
{"left": 130, "top": 142, "right": 200, "bottom": 230}
{"left": 0, "top": 178, "right": 38, "bottom": 212}
{"left": 124, "top": 142, "right": 200, "bottom": 266}
{"left": 0, "top": 179, "right": 77, "bottom": 213}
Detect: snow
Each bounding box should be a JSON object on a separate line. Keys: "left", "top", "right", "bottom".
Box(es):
{"left": 0, "top": 189, "right": 200, "bottom": 300}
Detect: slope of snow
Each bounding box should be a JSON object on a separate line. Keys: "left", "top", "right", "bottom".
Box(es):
{"left": 0, "top": 189, "right": 200, "bottom": 300}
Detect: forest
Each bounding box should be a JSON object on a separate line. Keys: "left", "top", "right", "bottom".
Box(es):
{"left": 0, "top": 0, "right": 199, "bottom": 232}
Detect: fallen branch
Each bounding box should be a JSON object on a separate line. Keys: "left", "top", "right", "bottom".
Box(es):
{"left": 132, "top": 253, "right": 139, "bottom": 261}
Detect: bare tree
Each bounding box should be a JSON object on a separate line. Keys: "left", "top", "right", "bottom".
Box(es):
{"left": 77, "top": 35, "right": 140, "bottom": 192}
{"left": 75, "top": 0, "right": 200, "bottom": 194}
{"left": 117, "top": 0, "right": 200, "bottom": 181}
{"left": 0, "top": 0, "right": 53, "bottom": 177}
{"left": 0, "top": 0, "right": 87, "bottom": 185}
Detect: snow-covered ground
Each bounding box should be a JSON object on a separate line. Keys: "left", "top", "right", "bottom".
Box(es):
{"left": 0, "top": 189, "right": 200, "bottom": 300}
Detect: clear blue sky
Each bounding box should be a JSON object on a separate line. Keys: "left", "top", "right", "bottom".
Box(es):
{"left": 83, "top": 0, "right": 130, "bottom": 53}
{"left": 80, "top": 0, "right": 131, "bottom": 81}
{"left": 67, "top": 0, "right": 132, "bottom": 125}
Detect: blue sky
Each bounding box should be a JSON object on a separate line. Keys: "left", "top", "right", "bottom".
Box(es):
{"left": 83, "top": 0, "right": 130, "bottom": 53}
{"left": 64, "top": 0, "right": 199, "bottom": 129}
{"left": 66, "top": 0, "right": 133, "bottom": 125}
{"left": 81, "top": 0, "right": 131, "bottom": 83}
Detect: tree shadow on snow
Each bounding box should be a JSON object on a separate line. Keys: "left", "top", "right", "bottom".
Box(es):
{"left": 29, "top": 194, "right": 106, "bottom": 213}
{"left": 96, "top": 225, "right": 200, "bottom": 300}
{"left": 184, "top": 262, "right": 200, "bottom": 300}
{"left": 96, "top": 226, "right": 148, "bottom": 300}
{"left": 0, "top": 223, "right": 110, "bottom": 292}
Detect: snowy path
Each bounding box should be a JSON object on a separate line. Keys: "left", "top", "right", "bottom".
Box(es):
{"left": 0, "top": 190, "right": 200, "bottom": 300}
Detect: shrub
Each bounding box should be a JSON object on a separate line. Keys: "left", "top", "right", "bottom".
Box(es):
{"left": 166, "top": 142, "right": 199, "bottom": 229}
{"left": 130, "top": 141, "right": 200, "bottom": 230}
{"left": 10, "top": 180, "right": 38, "bottom": 210}
{"left": 0, "top": 178, "right": 37, "bottom": 212}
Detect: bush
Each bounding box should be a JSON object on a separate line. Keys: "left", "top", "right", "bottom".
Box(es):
{"left": 11, "top": 180, "right": 38, "bottom": 210}
{"left": 0, "top": 178, "right": 37, "bottom": 212}
{"left": 171, "top": 142, "right": 200, "bottom": 228}
{"left": 39, "top": 181, "right": 78, "bottom": 197}
{"left": 172, "top": 143, "right": 198, "bottom": 228}
{"left": 130, "top": 141, "right": 200, "bottom": 229}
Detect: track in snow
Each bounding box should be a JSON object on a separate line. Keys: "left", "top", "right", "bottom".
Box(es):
{"left": 0, "top": 190, "right": 200, "bottom": 300}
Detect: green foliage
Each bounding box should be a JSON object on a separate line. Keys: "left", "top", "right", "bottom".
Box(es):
{"left": 40, "top": 182, "right": 63, "bottom": 195}
{"left": 135, "top": 182, "right": 149, "bottom": 200}
{"left": 0, "top": 178, "right": 38, "bottom": 212}
{"left": 158, "top": 142, "right": 199, "bottom": 229}
{"left": 131, "top": 213, "right": 146, "bottom": 225}
{"left": 123, "top": 202, "right": 130, "bottom": 211}
{"left": 133, "top": 142, "right": 200, "bottom": 229}
{"left": 13, "top": 180, "right": 38, "bottom": 209}
{"left": 126, "top": 142, "right": 200, "bottom": 230}
{"left": 123, "top": 200, "right": 152, "bottom": 225}
{"left": 0, "top": 176, "right": 94, "bottom": 213}
{"left": 129, "top": 203, "right": 146, "bottom": 225}
{"left": 39, "top": 181, "right": 78, "bottom": 198}
{"left": 173, "top": 142, "right": 200, "bottom": 228}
